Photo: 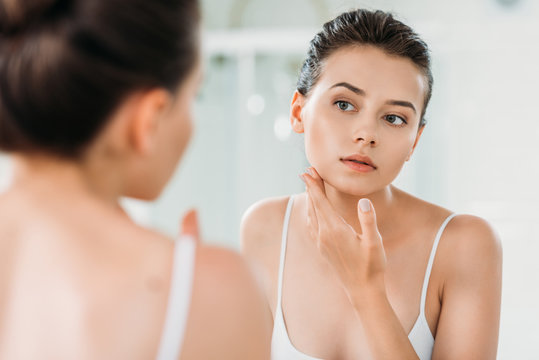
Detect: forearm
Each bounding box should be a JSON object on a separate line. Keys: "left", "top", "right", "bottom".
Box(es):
{"left": 351, "top": 288, "right": 419, "bottom": 360}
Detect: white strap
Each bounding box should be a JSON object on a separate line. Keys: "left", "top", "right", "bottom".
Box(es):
{"left": 156, "top": 235, "right": 196, "bottom": 360}
{"left": 276, "top": 196, "right": 294, "bottom": 309}
{"left": 419, "top": 214, "right": 457, "bottom": 315}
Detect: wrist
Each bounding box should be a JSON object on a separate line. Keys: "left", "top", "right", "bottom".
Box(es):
{"left": 349, "top": 281, "right": 388, "bottom": 312}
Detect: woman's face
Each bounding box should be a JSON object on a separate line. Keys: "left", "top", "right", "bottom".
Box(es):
{"left": 294, "top": 45, "right": 427, "bottom": 196}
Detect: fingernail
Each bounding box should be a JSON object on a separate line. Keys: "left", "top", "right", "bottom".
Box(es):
{"left": 180, "top": 209, "right": 197, "bottom": 235}
{"left": 306, "top": 167, "right": 313, "bottom": 176}
{"left": 359, "top": 198, "right": 371, "bottom": 213}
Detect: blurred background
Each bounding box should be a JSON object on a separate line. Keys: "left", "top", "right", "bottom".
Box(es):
{"left": 1, "top": 0, "right": 538, "bottom": 357}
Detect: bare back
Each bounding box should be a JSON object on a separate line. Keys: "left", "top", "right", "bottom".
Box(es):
{"left": 0, "top": 188, "right": 178, "bottom": 359}
{"left": 0, "top": 187, "right": 271, "bottom": 360}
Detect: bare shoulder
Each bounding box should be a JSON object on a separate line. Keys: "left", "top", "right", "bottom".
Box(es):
{"left": 394, "top": 187, "right": 502, "bottom": 268}
{"left": 182, "top": 244, "right": 271, "bottom": 359}
{"left": 445, "top": 214, "right": 501, "bottom": 243}
{"left": 240, "top": 195, "right": 291, "bottom": 255}
{"left": 193, "top": 244, "right": 262, "bottom": 296}
{"left": 123, "top": 228, "right": 269, "bottom": 302}
{"left": 426, "top": 212, "right": 503, "bottom": 302}
{"left": 78, "top": 225, "right": 270, "bottom": 359}
{"left": 394, "top": 187, "right": 501, "bottom": 254}
{"left": 441, "top": 214, "right": 503, "bottom": 269}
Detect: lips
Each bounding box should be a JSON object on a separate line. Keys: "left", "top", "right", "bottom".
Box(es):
{"left": 340, "top": 154, "right": 377, "bottom": 170}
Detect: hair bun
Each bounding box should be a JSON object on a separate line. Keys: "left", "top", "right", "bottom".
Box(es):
{"left": 0, "top": 0, "right": 67, "bottom": 34}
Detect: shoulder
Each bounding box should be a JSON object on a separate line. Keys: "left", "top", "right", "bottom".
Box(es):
{"left": 393, "top": 187, "right": 502, "bottom": 276}
{"left": 394, "top": 187, "right": 501, "bottom": 258}
{"left": 98, "top": 229, "right": 271, "bottom": 358}
{"left": 443, "top": 214, "right": 502, "bottom": 260}
{"left": 438, "top": 214, "right": 502, "bottom": 284}
{"left": 193, "top": 244, "right": 260, "bottom": 295}
{"left": 241, "top": 195, "right": 292, "bottom": 231}
{"left": 240, "top": 195, "right": 292, "bottom": 255}
{"left": 140, "top": 236, "right": 263, "bottom": 301}
{"left": 183, "top": 244, "right": 271, "bottom": 359}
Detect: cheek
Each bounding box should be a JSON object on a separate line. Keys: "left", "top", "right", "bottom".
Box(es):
{"left": 304, "top": 126, "right": 323, "bottom": 165}
{"left": 168, "top": 102, "right": 194, "bottom": 157}
{"left": 303, "top": 114, "right": 343, "bottom": 166}
{"left": 154, "top": 104, "right": 194, "bottom": 188}
{"left": 124, "top": 102, "right": 195, "bottom": 200}
{"left": 380, "top": 134, "right": 417, "bottom": 176}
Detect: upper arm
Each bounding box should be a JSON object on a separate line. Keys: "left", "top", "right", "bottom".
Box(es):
{"left": 240, "top": 197, "right": 288, "bottom": 314}
{"left": 432, "top": 215, "right": 503, "bottom": 360}
{"left": 180, "top": 246, "right": 272, "bottom": 360}
{"left": 240, "top": 196, "right": 288, "bottom": 257}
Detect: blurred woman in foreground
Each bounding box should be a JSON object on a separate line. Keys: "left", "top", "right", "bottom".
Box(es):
{"left": 0, "top": 0, "right": 270, "bottom": 358}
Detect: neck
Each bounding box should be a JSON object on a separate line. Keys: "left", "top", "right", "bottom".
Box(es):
{"left": 11, "top": 153, "right": 124, "bottom": 210}
{"left": 323, "top": 183, "right": 400, "bottom": 236}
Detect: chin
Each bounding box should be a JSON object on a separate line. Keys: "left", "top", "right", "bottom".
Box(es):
{"left": 326, "top": 176, "right": 385, "bottom": 197}
{"left": 122, "top": 191, "right": 160, "bottom": 201}
{"left": 123, "top": 182, "right": 166, "bottom": 201}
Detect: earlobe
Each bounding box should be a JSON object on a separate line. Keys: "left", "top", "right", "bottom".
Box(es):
{"left": 290, "top": 90, "right": 305, "bottom": 134}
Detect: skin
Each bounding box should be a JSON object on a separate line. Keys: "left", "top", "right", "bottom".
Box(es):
{"left": 0, "top": 58, "right": 271, "bottom": 359}
{"left": 241, "top": 45, "right": 502, "bottom": 359}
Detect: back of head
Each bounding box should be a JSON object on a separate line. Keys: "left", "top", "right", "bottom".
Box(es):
{"left": 0, "top": 0, "right": 200, "bottom": 158}
{"left": 297, "top": 9, "right": 433, "bottom": 125}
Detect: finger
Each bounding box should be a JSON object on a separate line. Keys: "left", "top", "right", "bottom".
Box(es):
{"left": 306, "top": 192, "right": 319, "bottom": 241}
{"left": 180, "top": 209, "right": 200, "bottom": 243}
{"left": 356, "top": 199, "right": 381, "bottom": 244}
{"left": 302, "top": 172, "right": 341, "bottom": 225}
{"left": 306, "top": 167, "right": 326, "bottom": 195}
{"left": 306, "top": 191, "right": 319, "bottom": 230}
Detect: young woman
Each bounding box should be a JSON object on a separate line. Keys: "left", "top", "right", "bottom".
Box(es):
{"left": 0, "top": 0, "right": 270, "bottom": 359}
{"left": 241, "top": 9, "right": 502, "bottom": 360}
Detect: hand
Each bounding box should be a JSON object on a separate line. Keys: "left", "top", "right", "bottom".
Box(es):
{"left": 301, "top": 167, "right": 387, "bottom": 305}
{"left": 180, "top": 209, "right": 200, "bottom": 243}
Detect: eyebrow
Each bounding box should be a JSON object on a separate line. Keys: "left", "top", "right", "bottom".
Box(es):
{"left": 330, "top": 82, "right": 417, "bottom": 114}
{"left": 386, "top": 100, "right": 417, "bottom": 114}
{"left": 331, "top": 82, "right": 365, "bottom": 95}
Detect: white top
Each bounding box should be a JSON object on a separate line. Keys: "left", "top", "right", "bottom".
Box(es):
{"left": 271, "top": 196, "right": 457, "bottom": 360}
{"left": 156, "top": 235, "right": 197, "bottom": 360}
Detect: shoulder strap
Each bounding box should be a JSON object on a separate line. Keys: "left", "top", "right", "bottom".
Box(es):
{"left": 419, "top": 214, "right": 457, "bottom": 316}
{"left": 156, "top": 235, "right": 197, "bottom": 360}
{"left": 276, "top": 196, "right": 295, "bottom": 309}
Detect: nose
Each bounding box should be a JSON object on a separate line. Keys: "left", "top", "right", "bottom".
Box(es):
{"left": 355, "top": 135, "right": 377, "bottom": 146}
{"left": 353, "top": 119, "right": 378, "bottom": 146}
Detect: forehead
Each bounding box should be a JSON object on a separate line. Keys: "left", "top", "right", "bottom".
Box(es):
{"left": 314, "top": 45, "right": 427, "bottom": 109}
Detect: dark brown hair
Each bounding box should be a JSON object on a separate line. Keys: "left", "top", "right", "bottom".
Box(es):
{"left": 297, "top": 9, "right": 433, "bottom": 126}
{"left": 0, "top": 0, "right": 200, "bottom": 157}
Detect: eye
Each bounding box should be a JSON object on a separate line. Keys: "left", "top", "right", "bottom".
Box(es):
{"left": 385, "top": 114, "right": 407, "bottom": 126}
{"left": 335, "top": 100, "right": 356, "bottom": 112}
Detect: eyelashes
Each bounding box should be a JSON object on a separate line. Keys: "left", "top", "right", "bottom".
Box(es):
{"left": 384, "top": 114, "right": 407, "bottom": 126}
{"left": 333, "top": 100, "right": 408, "bottom": 127}
{"left": 335, "top": 100, "right": 356, "bottom": 112}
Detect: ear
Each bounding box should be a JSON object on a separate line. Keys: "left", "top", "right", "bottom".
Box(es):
{"left": 290, "top": 90, "right": 306, "bottom": 134}
{"left": 129, "top": 88, "right": 170, "bottom": 155}
{"left": 406, "top": 125, "right": 425, "bottom": 161}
